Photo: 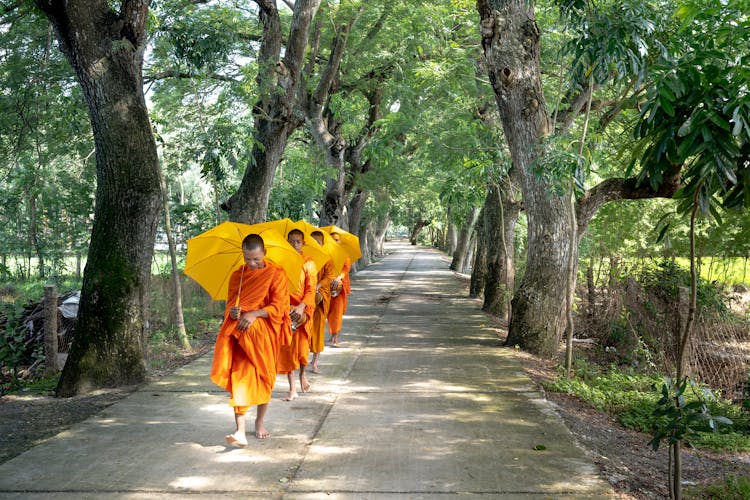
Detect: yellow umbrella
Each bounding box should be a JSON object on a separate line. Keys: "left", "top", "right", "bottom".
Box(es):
{"left": 184, "top": 222, "right": 304, "bottom": 300}
{"left": 321, "top": 225, "right": 362, "bottom": 261}
{"left": 296, "top": 219, "right": 347, "bottom": 274}
{"left": 258, "top": 218, "right": 330, "bottom": 272}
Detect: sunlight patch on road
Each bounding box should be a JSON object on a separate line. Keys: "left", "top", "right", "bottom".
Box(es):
{"left": 170, "top": 475, "right": 213, "bottom": 489}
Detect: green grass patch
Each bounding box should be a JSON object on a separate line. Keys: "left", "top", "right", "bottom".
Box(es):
{"left": 546, "top": 360, "right": 750, "bottom": 452}
{"left": 685, "top": 474, "right": 750, "bottom": 499}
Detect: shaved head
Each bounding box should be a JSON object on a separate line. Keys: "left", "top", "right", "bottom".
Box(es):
{"left": 242, "top": 234, "right": 265, "bottom": 251}
{"left": 311, "top": 230, "right": 324, "bottom": 245}
{"left": 287, "top": 228, "right": 304, "bottom": 240}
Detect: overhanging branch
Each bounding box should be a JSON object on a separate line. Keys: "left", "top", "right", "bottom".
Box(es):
{"left": 576, "top": 166, "right": 682, "bottom": 236}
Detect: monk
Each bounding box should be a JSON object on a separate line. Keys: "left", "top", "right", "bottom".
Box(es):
{"left": 327, "top": 231, "right": 352, "bottom": 347}
{"left": 309, "top": 230, "right": 335, "bottom": 373}
{"left": 210, "top": 234, "right": 291, "bottom": 445}
{"left": 277, "top": 228, "right": 317, "bottom": 401}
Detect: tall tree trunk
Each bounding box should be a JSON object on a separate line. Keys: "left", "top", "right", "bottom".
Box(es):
{"left": 479, "top": 0, "right": 571, "bottom": 355}
{"left": 462, "top": 232, "right": 477, "bottom": 274}
{"left": 35, "top": 0, "right": 162, "bottom": 396}
{"left": 409, "top": 219, "right": 428, "bottom": 245}
{"left": 223, "top": 0, "right": 321, "bottom": 223}
{"left": 305, "top": 13, "right": 359, "bottom": 229}
{"left": 158, "top": 163, "right": 189, "bottom": 350}
{"left": 348, "top": 189, "right": 368, "bottom": 238}
{"left": 358, "top": 223, "right": 372, "bottom": 266}
{"left": 374, "top": 216, "right": 390, "bottom": 257}
{"left": 450, "top": 207, "right": 481, "bottom": 272}
{"left": 482, "top": 180, "right": 521, "bottom": 321}
{"left": 27, "top": 187, "right": 44, "bottom": 278}
{"left": 469, "top": 213, "right": 487, "bottom": 299}
{"left": 446, "top": 223, "right": 458, "bottom": 255}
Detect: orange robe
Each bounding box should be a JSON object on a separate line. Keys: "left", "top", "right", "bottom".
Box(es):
{"left": 311, "top": 257, "right": 335, "bottom": 353}
{"left": 210, "top": 260, "right": 291, "bottom": 409}
{"left": 327, "top": 256, "right": 351, "bottom": 334}
{"left": 277, "top": 253, "right": 317, "bottom": 374}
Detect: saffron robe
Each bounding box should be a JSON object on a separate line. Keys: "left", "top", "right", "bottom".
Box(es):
{"left": 327, "top": 256, "right": 351, "bottom": 334}
{"left": 310, "top": 257, "right": 335, "bottom": 353}
{"left": 210, "top": 260, "right": 291, "bottom": 408}
{"left": 277, "top": 253, "right": 317, "bottom": 374}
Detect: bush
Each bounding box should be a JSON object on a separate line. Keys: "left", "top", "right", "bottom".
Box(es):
{"left": 546, "top": 363, "right": 750, "bottom": 451}
{"left": 686, "top": 474, "right": 750, "bottom": 499}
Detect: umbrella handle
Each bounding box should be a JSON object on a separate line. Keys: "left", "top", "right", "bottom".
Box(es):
{"left": 235, "top": 265, "right": 244, "bottom": 308}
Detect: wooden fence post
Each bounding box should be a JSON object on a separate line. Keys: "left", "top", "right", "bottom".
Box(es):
{"left": 44, "top": 284, "right": 59, "bottom": 375}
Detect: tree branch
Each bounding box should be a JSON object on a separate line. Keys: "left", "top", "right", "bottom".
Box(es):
{"left": 576, "top": 166, "right": 682, "bottom": 236}
{"left": 311, "top": 13, "right": 357, "bottom": 110}
{"left": 121, "top": 0, "right": 149, "bottom": 47}
{"left": 144, "top": 69, "right": 238, "bottom": 83}
{"left": 351, "top": 3, "right": 392, "bottom": 57}
{"left": 282, "top": 0, "right": 321, "bottom": 85}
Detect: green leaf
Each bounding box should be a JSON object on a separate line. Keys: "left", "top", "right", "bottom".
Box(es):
{"left": 677, "top": 119, "right": 692, "bottom": 138}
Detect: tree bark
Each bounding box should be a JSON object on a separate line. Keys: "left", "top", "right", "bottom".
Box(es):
{"left": 374, "top": 216, "right": 390, "bottom": 257}
{"left": 446, "top": 209, "right": 458, "bottom": 256}
{"left": 35, "top": 0, "right": 162, "bottom": 395}
{"left": 222, "top": 0, "right": 321, "bottom": 223}
{"left": 158, "top": 162, "right": 189, "bottom": 350}
{"left": 469, "top": 206, "right": 487, "bottom": 299}
{"left": 462, "top": 231, "right": 477, "bottom": 274}
{"left": 409, "top": 219, "right": 428, "bottom": 245}
{"left": 482, "top": 180, "right": 521, "bottom": 321}
{"left": 478, "top": 0, "right": 570, "bottom": 355}
{"left": 576, "top": 170, "right": 681, "bottom": 238}
{"left": 477, "top": 1, "right": 682, "bottom": 355}
{"left": 450, "top": 207, "right": 481, "bottom": 272}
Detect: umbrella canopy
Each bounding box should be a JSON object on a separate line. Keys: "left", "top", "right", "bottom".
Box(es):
{"left": 321, "top": 225, "right": 362, "bottom": 261}
{"left": 295, "top": 219, "right": 347, "bottom": 274}
{"left": 256, "top": 218, "right": 330, "bottom": 271}
{"left": 184, "top": 222, "right": 304, "bottom": 300}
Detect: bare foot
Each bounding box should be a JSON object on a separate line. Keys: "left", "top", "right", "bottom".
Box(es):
{"left": 224, "top": 432, "right": 247, "bottom": 447}
{"left": 282, "top": 391, "right": 298, "bottom": 401}
{"left": 255, "top": 422, "right": 270, "bottom": 439}
{"left": 310, "top": 364, "right": 321, "bottom": 374}
{"left": 300, "top": 375, "right": 311, "bottom": 393}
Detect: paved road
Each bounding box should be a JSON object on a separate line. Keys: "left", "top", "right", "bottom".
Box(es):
{"left": 0, "top": 242, "right": 613, "bottom": 499}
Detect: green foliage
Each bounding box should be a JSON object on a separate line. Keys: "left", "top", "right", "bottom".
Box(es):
{"left": 686, "top": 474, "right": 750, "bottom": 500}
{"left": 638, "top": 259, "right": 728, "bottom": 313}
{"left": 0, "top": 9, "right": 95, "bottom": 279}
{"left": 629, "top": 0, "right": 750, "bottom": 216}
{"left": 0, "top": 302, "right": 32, "bottom": 394}
{"left": 547, "top": 362, "right": 750, "bottom": 451}
{"left": 559, "top": 0, "right": 666, "bottom": 85}
{"left": 649, "top": 377, "right": 733, "bottom": 452}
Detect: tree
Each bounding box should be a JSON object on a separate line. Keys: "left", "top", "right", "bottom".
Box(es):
{"left": 221, "top": 0, "right": 321, "bottom": 223}
{"left": 477, "top": 0, "right": 572, "bottom": 355}
{"left": 0, "top": 8, "right": 94, "bottom": 279}
{"left": 33, "top": 0, "right": 163, "bottom": 396}
{"left": 628, "top": 2, "right": 750, "bottom": 495}
{"left": 476, "top": 0, "right": 689, "bottom": 355}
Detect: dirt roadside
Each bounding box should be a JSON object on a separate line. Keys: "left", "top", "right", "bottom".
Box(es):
{"left": 518, "top": 350, "right": 750, "bottom": 499}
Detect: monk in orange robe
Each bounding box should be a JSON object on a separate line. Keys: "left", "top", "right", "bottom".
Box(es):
{"left": 309, "top": 230, "right": 335, "bottom": 373}
{"left": 328, "top": 231, "right": 352, "bottom": 347}
{"left": 277, "top": 228, "right": 317, "bottom": 401}
{"left": 210, "top": 234, "right": 291, "bottom": 445}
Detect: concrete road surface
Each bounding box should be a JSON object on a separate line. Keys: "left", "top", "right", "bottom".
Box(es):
{"left": 0, "top": 242, "right": 614, "bottom": 499}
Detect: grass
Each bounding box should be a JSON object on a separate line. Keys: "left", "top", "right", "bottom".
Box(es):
{"left": 546, "top": 358, "right": 750, "bottom": 452}
{"left": 685, "top": 474, "right": 750, "bottom": 499}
